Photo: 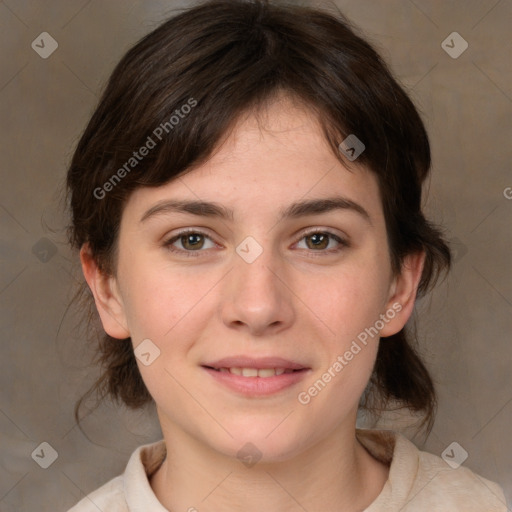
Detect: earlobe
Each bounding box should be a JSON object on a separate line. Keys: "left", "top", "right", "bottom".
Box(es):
{"left": 79, "top": 243, "right": 131, "bottom": 339}
{"left": 379, "top": 251, "right": 425, "bottom": 338}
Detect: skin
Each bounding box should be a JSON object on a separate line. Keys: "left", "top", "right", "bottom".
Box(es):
{"left": 81, "top": 93, "right": 424, "bottom": 512}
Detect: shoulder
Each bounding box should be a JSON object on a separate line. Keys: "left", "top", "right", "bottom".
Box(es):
{"left": 357, "top": 429, "right": 508, "bottom": 511}
{"left": 66, "top": 439, "right": 167, "bottom": 512}
{"left": 396, "top": 433, "right": 508, "bottom": 511}
{"left": 66, "top": 475, "right": 126, "bottom": 511}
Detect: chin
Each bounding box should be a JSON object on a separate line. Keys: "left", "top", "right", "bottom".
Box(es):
{"left": 212, "top": 417, "right": 308, "bottom": 463}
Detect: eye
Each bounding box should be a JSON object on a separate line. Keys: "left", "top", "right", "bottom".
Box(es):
{"left": 295, "top": 230, "right": 348, "bottom": 254}
{"left": 162, "top": 228, "right": 348, "bottom": 258}
{"left": 163, "top": 230, "right": 216, "bottom": 256}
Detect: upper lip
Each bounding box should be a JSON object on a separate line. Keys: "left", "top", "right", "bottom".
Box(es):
{"left": 203, "top": 356, "right": 308, "bottom": 370}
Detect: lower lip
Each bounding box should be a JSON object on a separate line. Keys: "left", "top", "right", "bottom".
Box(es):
{"left": 202, "top": 367, "right": 310, "bottom": 396}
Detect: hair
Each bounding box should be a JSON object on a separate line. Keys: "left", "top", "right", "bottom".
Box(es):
{"left": 65, "top": 0, "right": 451, "bottom": 436}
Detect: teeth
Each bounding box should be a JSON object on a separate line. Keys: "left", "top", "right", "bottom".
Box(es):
{"left": 218, "top": 367, "right": 292, "bottom": 377}
{"left": 257, "top": 368, "right": 277, "bottom": 378}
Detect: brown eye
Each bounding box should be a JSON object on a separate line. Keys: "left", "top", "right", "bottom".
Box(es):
{"left": 180, "top": 233, "right": 205, "bottom": 250}
{"left": 305, "top": 232, "right": 330, "bottom": 250}
{"left": 163, "top": 230, "right": 216, "bottom": 257}
{"left": 297, "top": 231, "right": 347, "bottom": 252}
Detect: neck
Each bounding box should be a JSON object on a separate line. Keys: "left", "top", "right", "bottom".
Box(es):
{"left": 150, "top": 418, "right": 389, "bottom": 512}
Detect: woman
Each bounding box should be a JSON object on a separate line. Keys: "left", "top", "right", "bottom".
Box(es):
{"left": 65, "top": 0, "right": 507, "bottom": 510}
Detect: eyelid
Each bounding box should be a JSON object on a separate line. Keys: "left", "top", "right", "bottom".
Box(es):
{"left": 296, "top": 226, "right": 348, "bottom": 240}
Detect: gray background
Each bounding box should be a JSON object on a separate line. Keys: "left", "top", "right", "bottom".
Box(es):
{"left": 0, "top": 0, "right": 511, "bottom": 510}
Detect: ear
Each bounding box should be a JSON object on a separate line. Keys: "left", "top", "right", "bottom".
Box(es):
{"left": 79, "top": 243, "right": 130, "bottom": 339}
{"left": 379, "top": 250, "right": 425, "bottom": 337}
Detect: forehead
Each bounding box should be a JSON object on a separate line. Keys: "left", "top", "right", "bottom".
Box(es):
{"left": 202, "top": 94, "right": 339, "bottom": 172}
{"left": 122, "top": 95, "right": 383, "bottom": 226}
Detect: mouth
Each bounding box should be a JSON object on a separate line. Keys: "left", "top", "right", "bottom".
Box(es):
{"left": 203, "top": 366, "right": 306, "bottom": 377}
{"left": 201, "top": 356, "right": 311, "bottom": 396}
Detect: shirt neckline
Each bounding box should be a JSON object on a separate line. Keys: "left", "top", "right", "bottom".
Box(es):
{"left": 124, "top": 428, "right": 418, "bottom": 511}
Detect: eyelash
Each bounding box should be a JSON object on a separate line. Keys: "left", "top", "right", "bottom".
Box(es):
{"left": 162, "top": 229, "right": 349, "bottom": 258}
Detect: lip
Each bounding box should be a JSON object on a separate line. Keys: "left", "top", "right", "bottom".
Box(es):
{"left": 201, "top": 356, "right": 311, "bottom": 397}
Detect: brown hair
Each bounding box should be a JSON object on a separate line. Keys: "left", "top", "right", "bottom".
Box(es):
{"left": 66, "top": 0, "right": 451, "bottom": 435}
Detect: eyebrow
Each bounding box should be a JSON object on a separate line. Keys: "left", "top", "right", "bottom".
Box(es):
{"left": 139, "top": 196, "right": 372, "bottom": 225}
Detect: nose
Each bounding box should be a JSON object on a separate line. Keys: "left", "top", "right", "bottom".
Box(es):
{"left": 220, "top": 245, "right": 295, "bottom": 337}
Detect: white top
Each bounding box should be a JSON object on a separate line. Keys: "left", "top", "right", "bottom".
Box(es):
{"left": 68, "top": 429, "right": 508, "bottom": 511}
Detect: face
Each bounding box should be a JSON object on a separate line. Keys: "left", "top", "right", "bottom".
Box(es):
{"left": 83, "top": 95, "right": 422, "bottom": 462}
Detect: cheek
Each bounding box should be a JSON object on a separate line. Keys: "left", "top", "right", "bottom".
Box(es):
{"left": 316, "top": 265, "right": 391, "bottom": 344}
{"left": 122, "top": 268, "right": 210, "bottom": 407}
{"left": 119, "top": 254, "right": 214, "bottom": 342}
{"left": 301, "top": 281, "right": 381, "bottom": 416}
{"left": 304, "top": 258, "right": 390, "bottom": 404}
